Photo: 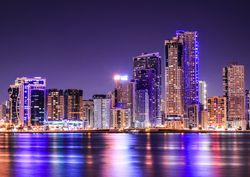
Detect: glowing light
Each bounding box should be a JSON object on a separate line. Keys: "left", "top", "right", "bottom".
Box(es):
{"left": 113, "top": 75, "right": 128, "bottom": 81}
{"left": 120, "top": 75, "right": 128, "bottom": 81}
{"left": 114, "top": 75, "right": 121, "bottom": 80}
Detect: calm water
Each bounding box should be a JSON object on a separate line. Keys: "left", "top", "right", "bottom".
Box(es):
{"left": 1, "top": 133, "right": 250, "bottom": 177}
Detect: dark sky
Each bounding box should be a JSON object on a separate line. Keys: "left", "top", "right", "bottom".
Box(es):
{"left": 0, "top": 0, "right": 249, "bottom": 102}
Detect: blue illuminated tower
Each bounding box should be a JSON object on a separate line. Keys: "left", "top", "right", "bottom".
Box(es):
{"left": 133, "top": 52, "right": 161, "bottom": 127}
{"left": 176, "top": 31, "right": 200, "bottom": 128}
{"left": 8, "top": 77, "right": 46, "bottom": 126}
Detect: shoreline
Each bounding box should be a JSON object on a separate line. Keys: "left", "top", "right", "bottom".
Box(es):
{"left": 1, "top": 129, "right": 250, "bottom": 134}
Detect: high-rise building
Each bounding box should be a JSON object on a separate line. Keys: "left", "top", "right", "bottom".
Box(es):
{"left": 8, "top": 77, "right": 46, "bottom": 126}
{"left": 83, "top": 99, "right": 94, "bottom": 128}
{"left": 64, "top": 89, "right": 84, "bottom": 120}
{"left": 0, "top": 103, "right": 7, "bottom": 121}
{"left": 112, "top": 74, "right": 134, "bottom": 128}
{"left": 133, "top": 52, "right": 161, "bottom": 127}
{"left": 199, "top": 80, "right": 207, "bottom": 110}
{"left": 47, "top": 89, "right": 64, "bottom": 121}
{"left": 245, "top": 90, "right": 250, "bottom": 129}
{"left": 8, "top": 86, "right": 19, "bottom": 125}
{"left": 134, "top": 68, "right": 156, "bottom": 127}
{"left": 175, "top": 30, "right": 199, "bottom": 128}
{"left": 187, "top": 104, "right": 199, "bottom": 129}
{"left": 223, "top": 64, "right": 245, "bottom": 130}
{"left": 165, "top": 36, "right": 184, "bottom": 119}
{"left": 93, "top": 94, "right": 111, "bottom": 129}
{"left": 135, "top": 89, "right": 150, "bottom": 128}
{"left": 111, "top": 108, "right": 131, "bottom": 129}
{"left": 201, "top": 110, "right": 209, "bottom": 130}
{"left": 207, "top": 96, "right": 227, "bottom": 129}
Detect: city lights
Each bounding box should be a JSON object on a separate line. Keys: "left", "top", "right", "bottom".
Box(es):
{"left": 0, "top": 30, "right": 248, "bottom": 132}
{"left": 113, "top": 75, "right": 128, "bottom": 81}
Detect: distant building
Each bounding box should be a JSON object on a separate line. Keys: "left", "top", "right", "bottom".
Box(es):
{"left": 245, "top": 90, "right": 250, "bottom": 129}
{"left": 207, "top": 96, "right": 227, "bottom": 129}
{"left": 133, "top": 52, "right": 162, "bottom": 126}
{"left": 93, "top": 94, "right": 111, "bottom": 129}
{"left": 112, "top": 75, "right": 134, "bottom": 128}
{"left": 83, "top": 99, "right": 94, "bottom": 128}
{"left": 201, "top": 110, "right": 209, "bottom": 130}
{"left": 0, "top": 103, "right": 7, "bottom": 121}
{"left": 134, "top": 68, "right": 156, "bottom": 127}
{"left": 199, "top": 81, "right": 207, "bottom": 110}
{"left": 8, "top": 86, "right": 19, "bottom": 125}
{"left": 187, "top": 104, "right": 199, "bottom": 129}
{"left": 199, "top": 80, "right": 207, "bottom": 127}
{"left": 135, "top": 89, "right": 150, "bottom": 128}
{"left": 64, "top": 89, "right": 84, "bottom": 120}
{"left": 223, "top": 64, "right": 245, "bottom": 129}
{"left": 47, "top": 89, "right": 64, "bottom": 121}
{"left": 111, "top": 108, "right": 131, "bottom": 129}
{"left": 8, "top": 77, "right": 46, "bottom": 126}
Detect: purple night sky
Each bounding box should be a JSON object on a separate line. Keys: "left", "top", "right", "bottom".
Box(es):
{"left": 0, "top": 0, "right": 249, "bottom": 102}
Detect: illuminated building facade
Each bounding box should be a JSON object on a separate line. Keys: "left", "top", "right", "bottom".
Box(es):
{"left": 111, "top": 108, "right": 131, "bottom": 129}
{"left": 47, "top": 89, "right": 64, "bottom": 121}
{"left": 246, "top": 90, "right": 250, "bottom": 129}
{"left": 187, "top": 104, "right": 199, "bottom": 129}
{"left": 201, "top": 110, "right": 209, "bottom": 130}
{"left": 199, "top": 80, "right": 207, "bottom": 110}
{"left": 83, "top": 99, "right": 94, "bottom": 128}
{"left": 133, "top": 53, "right": 161, "bottom": 127}
{"left": 135, "top": 89, "right": 150, "bottom": 128}
{"left": 223, "top": 64, "right": 245, "bottom": 129}
{"left": 8, "top": 77, "right": 46, "bottom": 126}
{"left": 207, "top": 96, "right": 227, "bottom": 129}
{"left": 0, "top": 103, "right": 7, "bottom": 121}
{"left": 8, "top": 86, "right": 19, "bottom": 125}
{"left": 134, "top": 68, "right": 156, "bottom": 127}
{"left": 112, "top": 75, "right": 134, "bottom": 128}
{"left": 176, "top": 31, "right": 199, "bottom": 128}
{"left": 165, "top": 36, "right": 184, "bottom": 119}
{"left": 64, "top": 89, "right": 84, "bottom": 120}
{"left": 93, "top": 94, "right": 111, "bottom": 129}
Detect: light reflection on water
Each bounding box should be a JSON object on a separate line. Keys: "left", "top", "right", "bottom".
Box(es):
{"left": 0, "top": 133, "right": 250, "bottom": 177}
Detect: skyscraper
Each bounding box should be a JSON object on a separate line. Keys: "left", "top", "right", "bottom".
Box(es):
{"left": 93, "top": 94, "right": 111, "bottom": 129}
{"left": 0, "top": 103, "right": 7, "bottom": 121}
{"left": 47, "top": 89, "right": 64, "bottom": 121}
{"left": 176, "top": 30, "right": 200, "bottom": 128}
{"left": 223, "top": 64, "right": 245, "bottom": 130}
{"left": 165, "top": 30, "right": 199, "bottom": 129}
{"left": 134, "top": 68, "right": 156, "bottom": 128}
{"left": 135, "top": 89, "right": 150, "bottom": 128}
{"left": 199, "top": 80, "right": 207, "bottom": 110}
{"left": 8, "top": 86, "right": 19, "bottom": 125}
{"left": 245, "top": 90, "right": 250, "bottom": 129}
{"left": 207, "top": 96, "right": 227, "bottom": 129}
{"left": 83, "top": 99, "right": 94, "bottom": 128}
{"left": 133, "top": 53, "right": 161, "bottom": 127}
{"left": 112, "top": 74, "right": 134, "bottom": 128}
{"left": 64, "top": 89, "right": 84, "bottom": 120}
{"left": 165, "top": 36, "right": 184, "bottom": 119}
{"left": 8, "top": 77, "right": 46, "bottom": 126}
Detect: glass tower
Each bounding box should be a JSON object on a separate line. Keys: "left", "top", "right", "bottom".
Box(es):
{"left": 133, "top": 53, "right": 162, "bottom": 127}
{"left": 8, "top": 77, "right": 46, "bottom": 126}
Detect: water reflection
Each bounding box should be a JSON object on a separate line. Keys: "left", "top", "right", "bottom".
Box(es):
{"left": 1, "top": 133, "right": 250, "bottom": 177}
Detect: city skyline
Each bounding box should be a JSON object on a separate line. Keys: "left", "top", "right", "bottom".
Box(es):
{"left": 0, "top": 0, "right": 250, "bottom": 102}
{"left": 1, "top": 2, "right": 250, "bottom": 177}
